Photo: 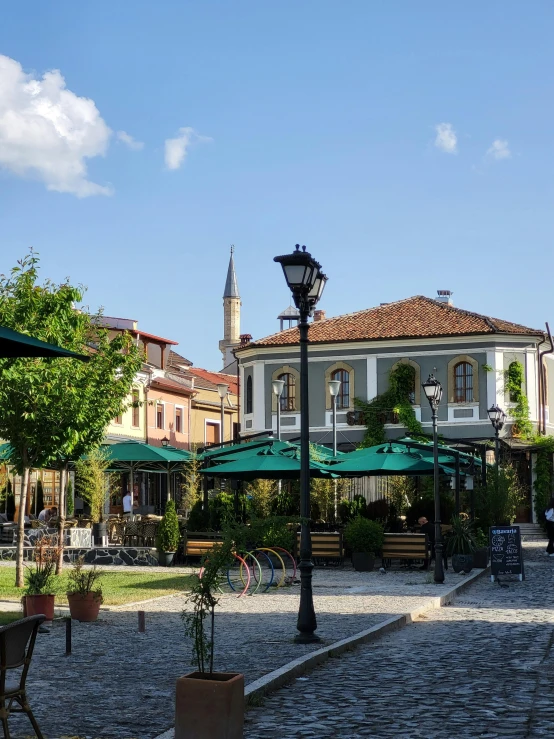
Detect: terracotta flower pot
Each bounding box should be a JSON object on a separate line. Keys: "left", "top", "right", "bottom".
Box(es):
{"left": 23, "top": 594, "right": 55, "bottom": 620}
{"left": 67, "top": 591, "right": 103, "bottom": 622}
{"left": 175, "top": 671, "right": 244, "bottom": 739}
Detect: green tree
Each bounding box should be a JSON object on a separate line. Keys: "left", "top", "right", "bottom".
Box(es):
{"left": 181, "top": 447, "right": 202, "bottom": 514}
{"left": 0, "top": 252, "right": 142, "bottom": 585}
{"left": 245, "top": 478, "right": 276, "bottom": 518}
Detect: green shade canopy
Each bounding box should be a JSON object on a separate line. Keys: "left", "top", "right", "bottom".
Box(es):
{"left": 0, "top": 325, "right": 90, "bottom": 360}
{"left": 329, "top": 444, "right": 455, "bottom": 476}
{"left": 0, "top": 442, "right": 13, "bottom": 461}
{"left": 200, "top": 438, "right": 344, "bottom": 463}
{"left": 341, "top": 442, "right": 465, "bottom": 468}
{"left": 102, "top": 441, "right": 191, "bottom": 466}
{"left": 201, "top": 447, "right": 336, "bottom": 480}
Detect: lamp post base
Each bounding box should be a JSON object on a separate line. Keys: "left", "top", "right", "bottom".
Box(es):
{"left": 294, "top": 631, "right": 322, "bottom": 644}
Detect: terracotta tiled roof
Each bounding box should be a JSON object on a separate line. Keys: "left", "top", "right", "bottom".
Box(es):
{"left": 238, "top": 296, "right": 544, "bottom": 349}
{"left": 168, "top": 349, "right": 193, "bottom": 367}
{"left": 186, "top": 367, "right": 239, "bottom": 396}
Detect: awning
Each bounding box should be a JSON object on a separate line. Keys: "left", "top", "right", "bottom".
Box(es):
{"left": 0, "top": 325, "right": 90, "bottom": 360}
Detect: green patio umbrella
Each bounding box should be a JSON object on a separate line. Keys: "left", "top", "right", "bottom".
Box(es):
{"left": 329, "top": 445, "right": 455, "bottom": 476}
{"left": 99, "top": 441, "right": 192, "bottom": 514}
{"left": 201, "top": 447, "right": 337, "bottom": 480}
{"left": 339, "top": 442, "right": 462, "bottom": 468}
{"left": 0, "top": 325, "right": 90, "bottom": 360}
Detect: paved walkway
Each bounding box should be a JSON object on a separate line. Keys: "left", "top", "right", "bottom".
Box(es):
{"left": 245, "top": 542, "right": 554, "bottom": 738}
{"left": 6, "top": 561, "right": 478, "bottom": 739}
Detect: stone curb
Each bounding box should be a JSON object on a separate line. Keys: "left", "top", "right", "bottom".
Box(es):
{"left": 153, "top": 566, "right": 489, "bottom": 739}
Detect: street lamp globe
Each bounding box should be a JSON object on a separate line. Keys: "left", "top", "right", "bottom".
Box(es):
{"left": 422, "top": 374, "right": 443, "bottom": 406}
{"left": 274, "top": 245, "right": 326, "bottom": 311}
{"left": 328, "top": 380, "right": 341, "bottom": 397}
{"left": 272, "top": 379, "right": 285, "bottom": 397}
{"left": 217, "top": 383, "right": 229, "bottom": 400}
{"left": 488, "top": 404, "right": 506, "bottom": 431}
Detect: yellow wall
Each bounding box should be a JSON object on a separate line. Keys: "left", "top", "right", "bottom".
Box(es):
{"left": 190, "top": 386, "right": 239, "bottom": 448}
{"left": 106, "top": 383, "right": 147, "bottom": 441}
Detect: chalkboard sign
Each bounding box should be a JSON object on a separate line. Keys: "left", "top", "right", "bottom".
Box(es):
{"left": 490, "top": 525, "right": 525, "bottom": 582}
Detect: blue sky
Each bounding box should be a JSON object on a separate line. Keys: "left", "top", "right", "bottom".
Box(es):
{"left": 1, "top": 2, "right": 553, "bottom": 369}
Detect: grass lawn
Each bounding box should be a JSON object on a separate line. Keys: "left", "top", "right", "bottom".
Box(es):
{"left": 0, "top": 567, "right": 194, "bottom": 606}
{"left": 0, "top": 611, "right": 23, "bottom": 625}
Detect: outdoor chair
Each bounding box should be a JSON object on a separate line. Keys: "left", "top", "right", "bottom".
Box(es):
{"left": 0, "top": 614, "right": 46, "bottom": 739}
{"left": 123, "top": 521, "right": 140, "bottom": 546}
{"left": 141, "top": 522, "right": 158, "bottom": 547}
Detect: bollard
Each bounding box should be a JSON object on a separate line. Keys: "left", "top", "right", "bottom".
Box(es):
{"left": 65, "top": 617, "right": 72, "bottom": 655}
{"left": 138, "top": 610, "right": 145, "bottom": 633}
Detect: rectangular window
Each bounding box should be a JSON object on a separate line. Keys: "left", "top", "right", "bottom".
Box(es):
{"left": 114, "top": 414, "right": 122, "bottom": 425}
{"left": 206, "top": 422, "right": 220, "bottom": 445}
{"left": 132, "top": 390, "right": 140, "bottom": 427}
{"left": 175, "top": 407, "right": 183, "bottom": 434}
{"left": 156, "top": 403, "right": 164, "bottom": 429}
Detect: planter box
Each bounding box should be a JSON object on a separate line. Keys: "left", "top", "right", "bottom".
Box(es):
{"left": 472, "top": 547, "right": 489, "bottom": 569}
{"left": 67, "top": 591, "right": 103, "bottom": 622}
{"left": 175, "top": 671, "right": 244, "bottom": 739}
{"left": 451, "top": 553, "right": 474, "bottom": 574}
{"left": 351, "top": 552, "right": 375, "bottom": 572}
{"left": 23, "top": 594, "right": 55, "bottom": 620}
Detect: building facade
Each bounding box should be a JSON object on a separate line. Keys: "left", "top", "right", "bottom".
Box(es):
{"left": 236, "top": 293, "right": 554, "bottom": 522}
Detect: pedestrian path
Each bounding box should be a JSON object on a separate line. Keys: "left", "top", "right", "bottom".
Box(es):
{"left": 244, "top": 542, "right": 554, "bottom": 739}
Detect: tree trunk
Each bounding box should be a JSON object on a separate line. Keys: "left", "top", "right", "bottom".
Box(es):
{"left": 56, "top": 465, "right": 67, "bottom": 574}
{"left": 15, "top": 467, "right": 30, "bottom": 588}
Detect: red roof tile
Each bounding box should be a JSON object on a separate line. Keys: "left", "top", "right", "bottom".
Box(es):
{"left": 150, "top": 377, "right": 195, "bottom": 395}
{"left": 238, "top": 296, "right": 543, "bottom": 349}
{"left": 186, "top": 367, "right": 239, "bottom": 395}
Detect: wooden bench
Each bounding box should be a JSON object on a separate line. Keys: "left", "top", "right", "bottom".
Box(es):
{"left": 183, "top": 532, "right": 224, "bottom": 561}
{"left": 296, "top": 531, "right": 343, "bottom": 566}
{"left": 381, "top": 533, "right": 428, "bottom": 569}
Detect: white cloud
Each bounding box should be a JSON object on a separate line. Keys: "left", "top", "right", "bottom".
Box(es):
{"left": 0, "top": 54, "right": 112, "bottom": 197}
{"left": 486, "top": 139, "right": 511, "bottom": 160}
{"left": 164, "top": 127, "right": 210, "bottom": 170}
{"left": 434, "top": 122, "right": 458, "bottom": 154}
{"left": 117, "top": 130, "right": 144, "bottom": 151}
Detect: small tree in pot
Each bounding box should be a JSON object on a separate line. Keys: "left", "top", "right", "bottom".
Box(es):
{"left": 157, "top": 499, "right": 180, "bottom": 566}
{"left": 446, "top": 515, "right": 476, "bottom": 573}
{"left": 177, "top": 538, "right": 243, "bottom": 739}
{"left": 344, "top": 516, "right": 384, "bottom": 572}
{"left": 67, "top": 557, "right": 103, "bottom": 621}
{"left": 23, "top": 534, "right": 60, "bottom": 620}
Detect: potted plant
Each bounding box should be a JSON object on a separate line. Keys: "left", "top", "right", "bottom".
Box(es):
{"left": 23, "top": 558, "right": 57, "bottom": 620}
{"left": 472, "top": 528, "right": 489, "bottom": 569}
{"left": 446, "top": 515, "right": 476, "bottom": 573}
{"left": 67, "top": 557, "right": 103, "bottom": 621}
{"left": 177, "top": 539, "right": 244, "bottom": 739}
{"left": 344, "top": 516, "right": 384, "bottom": 572}
{"left": 157, "top": 499, "right": 181, "bottom": 566}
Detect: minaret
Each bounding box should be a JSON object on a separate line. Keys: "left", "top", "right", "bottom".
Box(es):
{"left": 219, "top": 245, "right": 241, "bottom": 367}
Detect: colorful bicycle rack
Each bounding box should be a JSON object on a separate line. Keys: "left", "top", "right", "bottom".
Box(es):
{"left": 199, "top": 547, "right": 297, "bottom": 597}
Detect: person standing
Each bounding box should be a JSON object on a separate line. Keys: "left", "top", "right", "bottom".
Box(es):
{"left": 545, "top": 498, "right": 554, "bottom": 556}
{"left": 122, "top": 489, "right": 132, "bottom": 518}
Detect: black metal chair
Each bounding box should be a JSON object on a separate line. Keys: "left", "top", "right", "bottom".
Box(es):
{"left": 0, "top": 614, "right": 46, "bottom": 739}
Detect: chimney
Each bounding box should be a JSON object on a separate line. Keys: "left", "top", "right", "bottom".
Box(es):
{"left": 313, "top": 310, "right": 326, "bottom": 322}
{"left": 436, "top": 290, "right": 454, "bottom": 306}
{"left": 239, "top": 333, "right": 252, "bottom": 345}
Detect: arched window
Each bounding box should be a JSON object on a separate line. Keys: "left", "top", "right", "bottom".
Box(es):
{"left": 454, "top": 362, "right": 473, "bottom": 403}
{"left": 331, "top": 368, "right": 350, "bottom": 409}
{"left": 246, "top": 376, "right": 253, "bottom": 414}
{"left": 508, "top": 361, "right": 523, "bottom": 403}
{"left": 278, "top": 372, "right": 296, "bottom": 412}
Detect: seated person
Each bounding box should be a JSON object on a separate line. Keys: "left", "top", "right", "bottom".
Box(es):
{"left": 38, "top": 506, "right": 57, "bottom": 523}
{"left": 417, "top": 516, "right": 448, "bottom": 571}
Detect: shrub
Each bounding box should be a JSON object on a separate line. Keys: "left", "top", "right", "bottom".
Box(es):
{"left": 474, "top": 464, "right": 526, "bottom": 530}
{"left": 366, "top": 498, "right": 389, "bottom": 522}
{"left": 186, "top": 500, "right": 210, "bottom": 531}
{"left": 406, "top": 493, "right": 455, "bottom": 528}
{"left": 67, "top": 557, "right": 102, "bottom": 599}
{"left": 157, "top": 500, "right": 181, "bottom": 553}
{"left": 446, "top": 515, "right": 476, "bottom": 555}
{"left": 209, "top": 492, "right": 234, "bottom": 530}
{"left": 344, "top": 516, "right": 384, "bottom": 555}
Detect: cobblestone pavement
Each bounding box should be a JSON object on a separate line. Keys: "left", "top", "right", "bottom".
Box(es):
{"left": 245, "top": 542, "right": 554, "bottom": 739}
{"left": 5, "top": 561, "right": 476, "bottom": 739}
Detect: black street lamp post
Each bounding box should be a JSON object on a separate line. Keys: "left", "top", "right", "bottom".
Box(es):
{"left": 488, "top": 404, "right": 507, "bottom": 466}
{"left": 422, "top": 373, "right": 445, "bottom": 584}
{"left": 274, "top": 244, "right": 327, "bottom": 643}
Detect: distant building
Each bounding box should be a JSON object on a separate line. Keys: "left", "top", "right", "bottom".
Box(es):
{"left": 219, "top": 246, "right": 242, "bottom": 370}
